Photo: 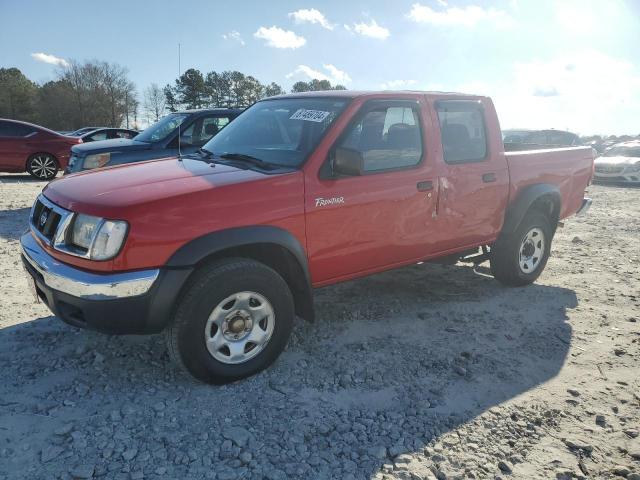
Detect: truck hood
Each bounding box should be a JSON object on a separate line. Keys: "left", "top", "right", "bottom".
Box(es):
{"left": 71, "top": 138, "right": 150, "bottom": 155}
{"left": 43, "top": 156, "right": 280, "bottom": 214}
{"left": 595, "top": 155, "right": 639, "bottom": 166}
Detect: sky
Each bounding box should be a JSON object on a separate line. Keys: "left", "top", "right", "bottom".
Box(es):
{"left": 1, "top": 0, "right": 639, "bottom": 135}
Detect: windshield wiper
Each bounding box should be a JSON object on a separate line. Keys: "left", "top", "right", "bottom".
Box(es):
{"left": 198, "top": 147, "right": 214, "bottom": 159}
{"left": 219, "top": 153, "right": 277, "bottom": 170}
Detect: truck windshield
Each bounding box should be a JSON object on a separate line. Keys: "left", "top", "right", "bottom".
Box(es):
{"left": 203, "top": 98, "right": 348, "bottom": 167}
{"left": 135, "top": 113, "right": 188, "bottom": 143}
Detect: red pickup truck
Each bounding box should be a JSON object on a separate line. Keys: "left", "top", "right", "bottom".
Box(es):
{"left": 21, "top": 91, "right": 594, "bottom": 383}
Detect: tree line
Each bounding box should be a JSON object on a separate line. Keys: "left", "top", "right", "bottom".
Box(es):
{"left": 162, "top": 68, "right": 346, "bottom": 112}
{"left": 0, "top": 62, "right": 347, "bottom": 131}
{"left": 0, "top": 63, "right": 137, "bottom": 131}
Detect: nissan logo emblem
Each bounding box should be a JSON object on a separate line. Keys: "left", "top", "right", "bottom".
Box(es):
{"left": 39, "top": 211, "right": 49, "bottom": 227}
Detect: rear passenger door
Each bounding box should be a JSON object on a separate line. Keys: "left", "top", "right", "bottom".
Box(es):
{"left": 430, "top": 100, "right": 509, "bottom": 250}
{"left": 305, "top": 100, "right": 439, "bottom": 283}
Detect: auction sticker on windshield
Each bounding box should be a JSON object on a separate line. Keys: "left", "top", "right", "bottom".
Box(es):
{"left": 290, "top": 109, "right": 331, "bottom": 122}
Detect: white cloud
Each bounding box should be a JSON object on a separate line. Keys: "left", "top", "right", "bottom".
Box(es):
{"left": 222, "top": 30, "right": 245, "bottom": 46}
{"left": 30, "top": 52, "right": 69, "bottom": 68}
{"left": 287, "top": 64, "right": 351, "bottom": 84}
{"left": 380, "top": 79, "right": 418, "bottom": 89}
{"left": 254, "top": 26, "right": 306, "bottom": 49}
{"left": 495, "top": 50, "right": 640, "bottom": 134}
{"left": 288, "top": 8, "right": 334, "bottom": 30}
{"left": 349, "top": 19, "right": 390, "bottom": 39}
{"left": 407, "top": 3, "right": 515, "bottom": 28}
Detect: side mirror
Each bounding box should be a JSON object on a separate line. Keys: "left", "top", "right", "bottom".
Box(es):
{"left": 333, "top": 147, "right": 364, "bottom": 176}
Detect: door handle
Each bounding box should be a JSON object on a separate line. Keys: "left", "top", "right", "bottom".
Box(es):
{"left": 482, "top": 173, "right": 496, "bottom": 183}
{"left": 417, "top": 181, "right": 433, "bottom": 191}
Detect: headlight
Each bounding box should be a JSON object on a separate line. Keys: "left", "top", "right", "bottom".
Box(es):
{"left": 83, "top": 152, "right": 111, "bottom": 169}
{"left": 72, "top": 214, "right": 102, "bottom": 249}
{"left": 625, "top": 162, "right": 640, "bottom": 172}
{"left": 70, "top": 214, "right": 128, "bottom": 260}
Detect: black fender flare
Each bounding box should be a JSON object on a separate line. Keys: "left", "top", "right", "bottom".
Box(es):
{"left": 501, "top": 184, "right": 561, "bottom": 235}
{"left": 167, "top": 225, "right": 314, "bottom": 321}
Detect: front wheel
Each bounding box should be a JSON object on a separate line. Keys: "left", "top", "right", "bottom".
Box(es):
{"left": 165, "top": 258, "right": 295, "bottom": 384}
{"left": 490, "top": 211, "right": 553, "bottom": 286}
{"left": 27, "top": 153, "right": 59, "bottom": 180}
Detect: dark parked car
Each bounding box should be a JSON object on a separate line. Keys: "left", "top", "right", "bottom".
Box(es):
{"left": 0, "top": 118, "right": 82, "bottom": 179}
{"left": 66, "top": 109, "right": 241, "bottom": 173}
{"left": 69, "top": 127, "right": 102, "bottom": 136}
{"left": 79, "top": 128, "right": 138, "bottom": 143}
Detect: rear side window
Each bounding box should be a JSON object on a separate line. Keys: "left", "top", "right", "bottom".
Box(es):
{"left": 436, "top": 101, "right": 487, "bottom": 164}
{"left": 114, "top": 130, "right": 136, "bottom": 139}
{"left": 0, "top": 121, "right": 36, "bottom": 137}
{"left": 201, "top": 116, "right": 230, "bottom": 142}
{"left": 339, "top": 104, "right": 423, "bottom": 172}
{"left": 87, "top": 131, "right": 108, "bottom": 141}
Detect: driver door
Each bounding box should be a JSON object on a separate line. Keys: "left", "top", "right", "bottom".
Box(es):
{"left": 304, "top": 100, "right": 439, "bottom": 284}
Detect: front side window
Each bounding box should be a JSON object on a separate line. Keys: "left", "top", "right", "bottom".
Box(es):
{"left": 204, "top": 98, "right": 348, "bottom": 167}
{"left": 338, "top": 104, "right": 422, "bottom": 172}
{"left": 135, "top": 113, "right": 188, "bottom": 143}
{"left": 437, "top": 101, "right": 487, "bottom": 164}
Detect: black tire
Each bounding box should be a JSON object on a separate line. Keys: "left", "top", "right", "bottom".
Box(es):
{"left": 490, "top": 211, "right": 553, "bottom": 286}
{"left": 27, "top": 153, "right": 59, "bottom": 180}
{"left": 165, "top": 258, "right": 295, "bottom": 384}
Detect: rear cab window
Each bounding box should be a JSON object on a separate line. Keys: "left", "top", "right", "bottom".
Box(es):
{"left": 436, "top": 101, "right": 488, "bottom": 164}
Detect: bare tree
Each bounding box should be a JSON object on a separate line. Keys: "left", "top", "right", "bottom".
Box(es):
{"left": 58, "top": 60, "right": 136, "bottom": 128}
{"left": 143, "top": 83, "right": 166, "bottom": 123}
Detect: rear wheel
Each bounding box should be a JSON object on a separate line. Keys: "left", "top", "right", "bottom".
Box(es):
{"left": 27, "top": 153, "right": 58, "bottom": 180}
{"left": 491, "top": 211, "right": 553, "bottom": 286}
{"left": 165, "top": 258, "right": 294, "bottom": 384}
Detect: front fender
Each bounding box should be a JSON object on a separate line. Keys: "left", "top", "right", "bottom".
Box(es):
{"left": 167, "top": 226, "right": 314, "bottom": 321}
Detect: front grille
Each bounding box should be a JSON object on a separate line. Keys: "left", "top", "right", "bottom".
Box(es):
{"left": 31, "top": 198, "right": 62, "bottom": 240}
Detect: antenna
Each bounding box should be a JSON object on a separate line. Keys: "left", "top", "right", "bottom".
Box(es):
{"left": 177, "top": 42, "right": 182, "bottom": 160}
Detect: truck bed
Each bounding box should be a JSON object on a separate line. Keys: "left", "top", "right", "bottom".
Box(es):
{"left": 505, "top": 146, "right": 594, "bottom": 220}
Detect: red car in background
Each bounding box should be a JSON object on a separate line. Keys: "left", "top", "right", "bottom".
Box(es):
{"left": 0, "top": 119, "right": 82, "bottom": 180}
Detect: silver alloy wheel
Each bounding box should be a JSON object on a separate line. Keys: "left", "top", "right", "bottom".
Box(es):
{"left": 30, "top": 155, "right": 57, "bottom": 179}
{"left": 204, "top": 291, "right": 275, "bottom": 365}
{"left": 518, "top": 227, "right": 545, "bottom": 274}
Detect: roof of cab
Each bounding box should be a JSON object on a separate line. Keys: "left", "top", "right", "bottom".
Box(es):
{"left": 264, "top": 90, "right": 486, "bottom": 100}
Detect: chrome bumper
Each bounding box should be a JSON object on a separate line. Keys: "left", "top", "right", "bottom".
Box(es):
{"left": 576, "top": 197, "right": 592, "bottom": 216}
{"left": 21, "top": 232, "right": 159, "bottom": 300}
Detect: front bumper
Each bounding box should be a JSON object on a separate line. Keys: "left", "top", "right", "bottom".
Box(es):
{"left": 21, "top": 232, "right": 191, "bottom": 334}
{"left": 593, "top": 171, "right": 640, "bottom": 184}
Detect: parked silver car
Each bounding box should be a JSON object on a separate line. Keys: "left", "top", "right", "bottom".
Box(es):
{"left": 594, "top": 141, "right": 640, "bottom": 184}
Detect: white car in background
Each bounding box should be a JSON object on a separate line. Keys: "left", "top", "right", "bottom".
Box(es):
{"left": 594, "top": 141, "right": 640, "bottom": 185}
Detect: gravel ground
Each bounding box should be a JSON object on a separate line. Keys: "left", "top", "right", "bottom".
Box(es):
{"left": 0, "top": 174, "right": 638, "bottom": 480}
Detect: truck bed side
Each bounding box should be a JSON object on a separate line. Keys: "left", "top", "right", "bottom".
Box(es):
{"left": 505, "top": 146, "right": 594, "bottom": 220}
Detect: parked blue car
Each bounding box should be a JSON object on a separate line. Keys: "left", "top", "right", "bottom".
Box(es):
{"left": 66, "top": 108, "right": 242, "bottom": 173}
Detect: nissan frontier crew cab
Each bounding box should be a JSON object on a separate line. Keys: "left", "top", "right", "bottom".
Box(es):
{"left": 21, "top": 91, "right": 594, "bottom": 384}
